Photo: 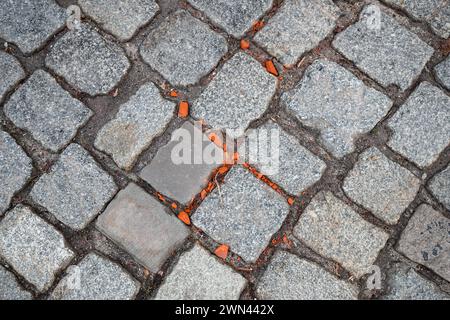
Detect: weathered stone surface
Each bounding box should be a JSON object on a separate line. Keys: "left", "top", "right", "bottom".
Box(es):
{"left": 0, "top": 0, "right": 66, "bottom": 54}
{"left": 5, "top": 70, "right": 92, "bottom": 152}
{"left": 192, "top": 166, "right": 289, "bottom": 262}
{"left": 30, "top": 144, "right": 117, "bottom": 230}
{"left": 429, "top": 165, "right": 450, "bottom": 210}
{"left": 78, "top": 0, "right": 159, "bottom": 41}
{"left": 140, "top": 10, "right": 227, "bottom": 86}
{"left": 284, "top": 59, "right": 392, "bottom": 157}
{"left": 383, "top": 263, "right": 449, "bottom": 300}
{"left": 96, "top": 183, "right": 190, "bottom": 272}
{"left": 256, "top": 251, "right": 358, "bottom": 300}
{"left": 293, "top": 191, "right": 389, "bottom": 277}
{"left": 155, "top": 244, "right": 247, "bottom": 300}
{"left": 343, "top": 148, "right": 421, "bottom": 225}
{"left": 0, "top": 266, "right": 32, "bottom": 300}
{"left": 140, "top": 121, "right": 224, "bottom": 204}
{"left": 95, "top": 82, "right": 174, "bottom": 170}
{"left": 192, "top": 52, "right": 277, "bottom": 136}
{"left": 0, "top": 205, "right": 74, "bottom": 291}
{"left": 398, "top": 204, "right": 450, "bottom": 282}
{"left": 435, "top": 56, "right": 450, "bottom": 90}
{"left": 333, "top": 5, "right": 434, "bottom": 90}
{"left": 0, "top": 131, "right": 32, "bottom": 214}
{"left": 51, "top": 253, "right": 140, "bottom": 300}
{"left": 46, "top": 24, "right": 130, "bottom": 96}
{"left": 187, "top": 0, "right": 273, "bottom": 37}
{"left": 387, "top": 82, "right": 450, "bottom": 168}
{"left": 0, "top": 51, "right": 25, "bottom": 101}
{"left": 254, "top": 0, "right": 340, "bottom": 65}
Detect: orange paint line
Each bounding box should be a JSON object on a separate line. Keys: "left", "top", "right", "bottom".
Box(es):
{"left": 265, "top": 60, "right": 279, "bottom": 76}
{"left": 178, "top": 211, "right": 191, "bottom": 225}
{"left": 214, "top": 244, "right": 229, "bottom": 260}
{"left": 240, "top": 39, "right": 250, "bottom": 50}
{"left": 178, "top": 101, "right": 189, "bottom": 118}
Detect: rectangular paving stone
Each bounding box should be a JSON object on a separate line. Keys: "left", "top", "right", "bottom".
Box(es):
{"left": 155, "top": 244, "right": 247, "bottom": 300}
{"left": 0, "top": 205, "right": 74, "bottom": 291}
{"left": 0, "top": 131, "right": 32, "bottom": 214}
{"left": 0, "top": 0, "right": 66, "bottom": 54}
{"left": 256, "top": 251, "right": 358, "bottom": 300}
{"left": 333, "top": 4, "right": 434, "bottom": 91}
{"left": 0, "top": 266, "right": 32, "bottom": 300}
{"left": 140, "top": 121, "right": 224, "bottom": 204}
{"left": 429, "top": 165, "right": 450, "bottom": 211}
{"left": 343, "top": 147, "right": 421, "bottom": 225}
{"left": 397, "top": 204, "right": 450, "bottom": 282}
{"left": 192, "top": 52, "right": 277, "bottom": 137}
{"left": 78, "top": 0, "right": 159, "bottom": 41}
{"left": 96, "top": 183, "right": 190, "bottom": 273}
{"left": 51, "top": 253, "right": 140, "bottom": 300}
{"left": 5, "top": 70, "right": 92, "bottom": 152}
{"left": 45, "top": 23, "right": 130, "bottom": 96}
{"left": 140, "top": 10, "right": 228, "bottom": 86}
{"left": 95, "top": 82, "right": 175, "bottom": 170}
{"left": 293, "top": 191, "right": 389, "bottom": 278}
{"left": 192, "top": 166, "right": 290, "bottom": 262}
{"left": 435, "top": 55, "right": 450, "bottom": 90}
{"left": 284, "top": 59, "right": 392, "bottom": 157}
{"left": 254, "top": 0, "right": 340, "bottom": 66}
{"left": 387, "top": 82, "right": 450, "bottom": 168}
{"left": 0, "top": 51, "right": 25, "bottom": 101}
{"left": 187, "top": 0, "right": 273, "bottom": 37}
{"left": 30, "top": 144, "right": 118, "bottom": 230}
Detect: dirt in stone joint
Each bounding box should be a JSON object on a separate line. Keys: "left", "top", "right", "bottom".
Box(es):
{"left": 0, "top": 0, "right": 449, "bottom": 300}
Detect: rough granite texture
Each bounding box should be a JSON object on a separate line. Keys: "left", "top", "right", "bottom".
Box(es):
{"left": 0, "top": 266, "right": 32, "bottom": 300}
{"left": 333, "top": 5, "right": 434, "bottom": 90}
{"left": 4, "top": 70, "right": 92, "bottom": 152}
{"left": 95, "top": 82, "right": 175, "bottom": 170}
{"left": 343, "top": 147, "right": 421, "bottom": 224}
{"left": 435, "top": 56, "right": 450, "bottom": 90}
{"left": 0, "top": 205, "right": 74, "bottom": 291}
{"left": 96, "top": 183, "right": 190, "bottom": 272}
{"left": 0, "top": 51, "right": 25, "bottom": 101}
{"left": 45, "top": 23, "right": 130, "bottom": 96}
{"left": 256, "top": 251, "right": 358, "bottom": 300}
{"left": 284, "top": 59, "right": 393, "bottom": 157}
{"left": 293, "top": 191, "right": 389, "bottom": 278}
{"left": 30, "top": 144, "right": 118, "bottom": 230}
{"left": 387, "top": 82, "right": 450, "bottom": 168}
{"left": 192, "top": 52, "right": 277, "bottom": 136}
{"left": 140, "top": 10, "right": 228, "bottom": 86}
{"left": 428, "top": 165, "right": 450, "bottom": 210}
{"left": 192, "top": 166, "right": 290, "bottom": 262}
{"left": 155, "top": 244, "right": 247, "bottom": 300}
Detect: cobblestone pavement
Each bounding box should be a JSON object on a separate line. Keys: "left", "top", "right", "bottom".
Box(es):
{"left": 0, "top": 0, "right": 449, "bottom": 300}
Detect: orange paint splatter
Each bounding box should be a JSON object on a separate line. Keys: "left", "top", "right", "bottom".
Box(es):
{"left": 252, "top": 20, "right": 264, "bottom": 33}
{"left": 178, "top": 101, "right": 189, "bottom": 118}
{"left": 178, "top": 211, "right": 191, "bottom": 225}
{"left": 171, "top": 203, "right": 178, "bottom": 209}
{"left": 200, "top": 190, "right": 208, "bottom": 200}
{"left": 170, "top": 90, "right": 178, "bottom": 97}
{"left": 287, "top": 198, "right": 295, "bottom": 206}
{"left": 215, "top": 244, "right": 229, "bottom": 259}
{"left": 265, "top": 60, "right": 278, "bottom": 76}
{"left": 217, "top": 166, "right": 229, "bottom": 175}
{"left": 240, "top": 39, "right": 250, "bottom": 50}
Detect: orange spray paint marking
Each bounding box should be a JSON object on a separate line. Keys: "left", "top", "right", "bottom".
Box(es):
{"left": 252, "top": 20, "right": 264, "bottom": 33}
{"left": 170, "top": 90, "right": 178, "bottom": 97}
{"left": 265, "top": 60, "right": 279, "bottom": 76}
{"left": 287, "top": 197, "right": 295, "bottom": 206}
{"left": 178, "top": 211, "right": 191, "bottom": 225}
{"left": 171, "top": 203, "right": 178, "bottom": 209}
{"left": 240, "top": 39, "right": 250, "bottom": 50}
{"left": 178, "top": 101, "right": 189, "bottom": 118}
{"left": 215, "top": 244, "right": 229, "bottom": 260}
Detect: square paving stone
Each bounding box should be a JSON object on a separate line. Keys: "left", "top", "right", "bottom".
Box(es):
{"left": 0, "top": 0, "right": 66, "bottom": 54}
{"left": 51, "top": 253, "right": 140, "bottom": 300}
{"left": 0, "top": 51, "right": 25, "bottom": 101}
{"left": 384, "top": 0, "right": 450, "bottom": 38}
{"left": 429, "top": 165, "right": 450, "bottom": 210}
{"left": 0, "top": 205, "right": 74, "bottom": 291}
{"left": 96, "top": 183, "right": 190, "bottom": 272}
{"left": 140, "top": 121, "right": 224, "bottom": 204}
{"left": 0, "top": 266, "right": 32, "bottom": 300}
{"left": 383, "top": 263, "right": 449, "bottom": 300}
{"left": 95, "top": 82, "right": 175, "bottom": 170}
{"left": 256, "top": 251, "right": 358, "bottom": 300}
{"left": 284, "top": 59, "right": 392, "bottom": 157}
{"left": 30, "top": 144, "right": 118, "bottom": 230}
{"left": 254, "top": 0, "right": 340, "bottom": 66}
{"left": 397, "top": 204, "right": 450, "bottom": 282}
{"left": 435, "top": 56, "right": 450, "bottom": 90}
{"left": 187, "top": 0, "right": 273, "bottom": 38}
{"left": 387, "top": 82, "right": 450, "bottom": 168}
{"left": 192, "top": 166, "right": 290, "bottom": 262}
{"left": 155, "top": 244, "right": 247, "bottom": 300}
{"left": 293, "top": 191, "right": 389, "bottom": 278}
{"left": 343, "top": 148, "right": 421, "bottom": 225}
{"left": 333, "top": 4, "right": 434, "bottom": 91}
{"left": 78, "top": 0, "right": 159, "bottom": 41}
{"left": 0, "top": 131, "right": 32, "bottom": 214}
{"left": 140, "top": 10, "right": 228, "bottom": 86}
{"left": 45, "top": 24, "right": 130, "bottom": 96}
{"left": 4, "top": 70, "right": 92, "bottom": 152}
{"left": 192, "top": 52, "right": 277, "bottom": 137}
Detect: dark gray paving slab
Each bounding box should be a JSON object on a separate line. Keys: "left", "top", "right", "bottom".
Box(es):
{"left": 429, "top": 165, "right": 450, "bottom": 210}
{"left": 0, "top": 51, "right": 25, "bottom": 101}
